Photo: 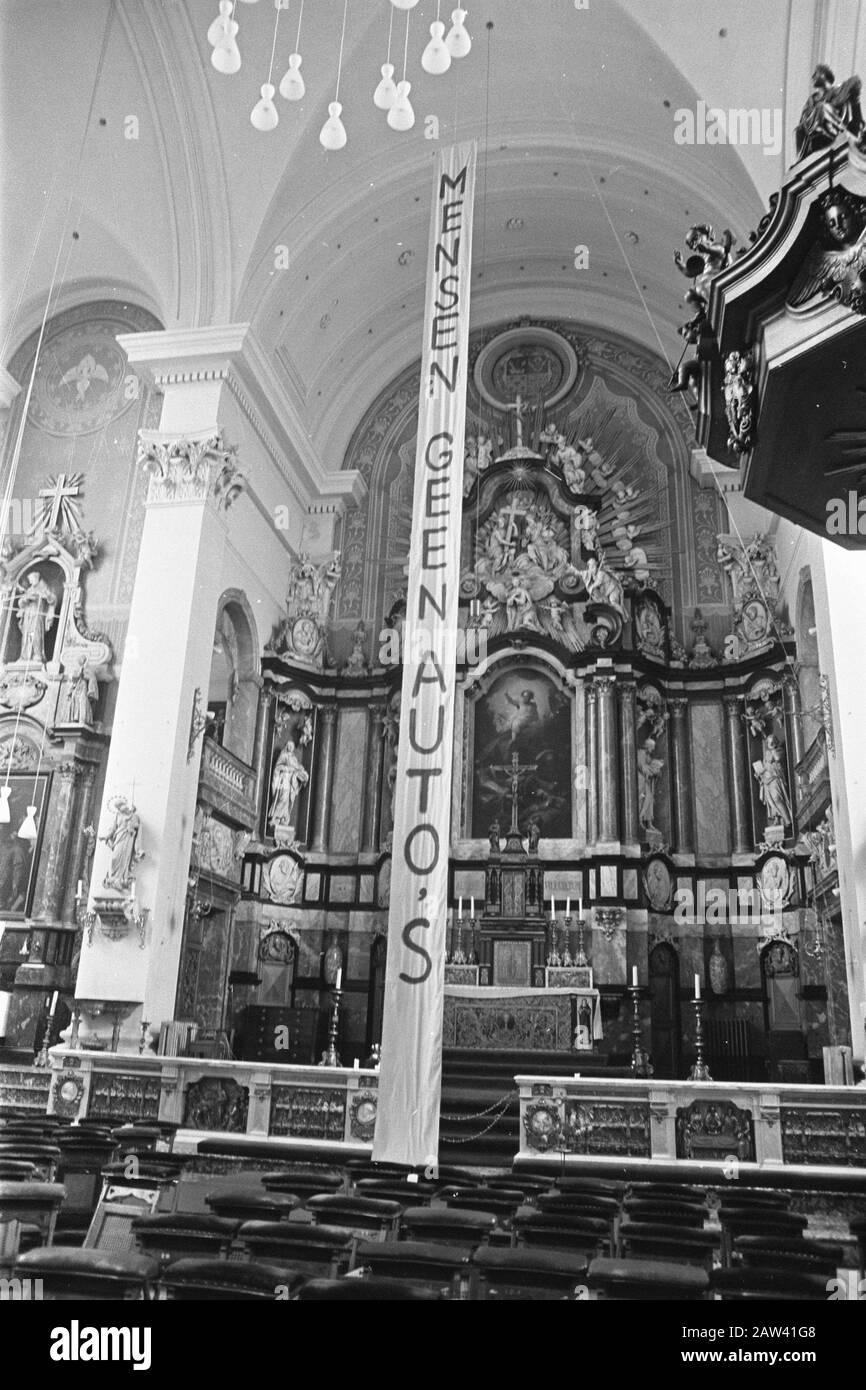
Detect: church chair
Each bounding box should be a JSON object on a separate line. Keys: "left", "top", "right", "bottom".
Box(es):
{"left": 471, "top": 1245, "right": 590, "bottom": 1301}
{"left": 719, "top": 1209, "right": 809, "bottom": 1266}
{"left": 305, "top": 1194, "right": 404, "bottom": 1242}
{"left": 708, "top": 1187, "right": 789, "bottom": 1209}
{"left": 83, "top": 1159, "right": 183, "bottom": 1253}
{"left": 513, "top": 1211, "right": 612, "bottom": 1258}
{"left": 159, "top": 1256, "right": 303, "bottom": 1301}
{"left": 556, "top": 1177, "right": 627, "bottom": 1201}
{"left": 620, "top": 1198, "right": 707, "bottom": 1228}
{"left": 587, "top": 1255, "right": 710, "bottom": 1301}
{"left": 204, "top": 1188, "right": 301, "bottom": 1223}
{"left": 261, "top": 1167, "right": 344, "bottom": 1197}
{"left": 132, "top": 1213, "right": 241, "bottom": 1265}
{"left": 626, "top": 1182, "right": 708, "bottom": 1202}
{"left": 424, "top": 1165, "right": 482, "bottom": 1186}
{"left": 296, "top": 1275, "right": 442, "bottom": 1300}
{"left": 13, "top": 1245, "right": 159, "bottom": 1299}
{"left": 711, "top": 1265, "right": 831, "bottom": 1301}
{"left": 344, "top": 1158, "right": 411, "bottom": 1184}
{"left": 732, "top": 1234, "right": 845, "bottom": 1278}
{"left": 400, "top": 1205, "right": 500, "bottom": 1246}
{"left": 490, "top": 1174, "right": 553, "bottom": 1198}
{"left": 355, "top": 1237, "right": 476, "bottom": 1297}
{"left": 0, "top": 1180, "right": 66, "bottom": 1252}
{"left": 54, "top": 1131, "right": 119, "bottom": 1243}
{"left": 238, "top": 1220, "right": 354, "bottom": 1277}
{"left": 354, "top": 1177, "right": 441, "bottom": 1207}
{"left": 0, "top": 1141, "right": 61, "bottom": 1181}
{"left": 616, "top": 1221, "right": 718, "bottom": 1272}
{"left": 111, "top": 1124, "right": 163, "bottom": 1154}
{"left": 443, "top": 1186, "right": 528, "bottom": 1219}
{"left": 0, "top": 1160, "right": 38, "bottom": 1180}
{"left": 534, "top": 1194, "right": 619, "bottom": 1246}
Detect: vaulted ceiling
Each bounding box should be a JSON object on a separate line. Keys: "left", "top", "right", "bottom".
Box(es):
{"left": 1, "top": 0, "right": 860, "bottom": 468}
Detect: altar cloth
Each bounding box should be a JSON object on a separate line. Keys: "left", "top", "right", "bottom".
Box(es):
{"left": 442, "top": 986, "right": 602, "bottom": 1051}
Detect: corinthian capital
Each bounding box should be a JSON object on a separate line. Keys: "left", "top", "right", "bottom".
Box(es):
{"left": 138, "top": 429, "right": 246, "bottom": 511}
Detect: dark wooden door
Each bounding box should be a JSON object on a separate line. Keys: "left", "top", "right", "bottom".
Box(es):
{"left": 649, "top": 942, "right": 681, "bottom": 1078}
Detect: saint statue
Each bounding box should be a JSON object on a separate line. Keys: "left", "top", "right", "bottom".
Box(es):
{"left": 59, "top": 652, "right": 98, "bottom": 725}
{"left": 488, "top": 819, "right": 501, "bottom": 854}
{"left": 637, "top": 738, "right": 664, "bottom": 830}
{"left": 754, "top": 734, "right": 793, "bottom": 828}
{"left": 17, "top": 571, "right": 56, "bottom": 664}
{"left": 101, "top": 797, "right": 143, "bottom": 892}
{"left": 269, "top": 741, "right": 309, "bottom": 836}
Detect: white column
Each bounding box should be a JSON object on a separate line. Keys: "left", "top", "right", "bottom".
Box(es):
{"left": 73, "top": 326, "right": 250, "bottom": 1051}
{"left": 811, "top": 539, "right": 866, "bottom": 1066}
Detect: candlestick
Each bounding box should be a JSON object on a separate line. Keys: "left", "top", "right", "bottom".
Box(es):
{"left": 688, "top": 996, "right": 713, "bottom": 1081}
{"left": 321, "top": 981, "right": 344, "bottom": 1067}
{"left": 629, "top": 981, "right": 650, "bottom": 1078}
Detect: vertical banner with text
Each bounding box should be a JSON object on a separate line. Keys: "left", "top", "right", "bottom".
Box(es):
{"left": 372, "top": 141, "right": 477, "bottom": 1167}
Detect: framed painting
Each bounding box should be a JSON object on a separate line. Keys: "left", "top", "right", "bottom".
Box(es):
{"left": 470, "top": 666, "right": 572, "bottom": 838}
{"left": 0, "top": 772, "right": 50, "bottom": 918}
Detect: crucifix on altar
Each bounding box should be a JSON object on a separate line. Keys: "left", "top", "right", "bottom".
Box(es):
{"left": 496, "top": 394, "right": 543, "bottom": 463}
{"left": 491, "top": 749, "right": 539, "bottom": 841}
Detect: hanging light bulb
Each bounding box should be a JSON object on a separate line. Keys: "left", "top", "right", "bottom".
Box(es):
{"left": 0, "top": 787, "right": 10, "bottom": 824}
{"left": 279, "top": 52, "right": 305, "bottom": 100}
{"left": 211, "top": 18, "right": 241, "bottom": 73}
{"left": 387, "top": 80, "right": 415, "bottom": 131}
{"left": 320, "top": 101, "right": 347, "bottom": 150}
{"left": 251, "top": 82, "right": 279, "bottom": 130}
{"left": 445, "top": 7, "right": 471, "bottom": 58}
{"left": 422, "top": 20, "right": 451, "bottom": 74}
{"left": 373, "top": 62, "right": 397, "bottom": 109}
{"left": 207, "top": 0, "right": 234, "bottom": 47}
{"left": 390, "top": 0, "right": 419, "bottom": 9}
{"left": 18, "top": 805, "right": 38, "bottom": 841}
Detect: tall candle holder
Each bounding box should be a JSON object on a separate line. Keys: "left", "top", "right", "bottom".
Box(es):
{"left": 546, "top": 917, "right": 561, "bottom": 967}
{"left": 321, "top": 984, "right": 343, "bottom": 1068}
{"left": 560, "top": 916, "right": 574, "bottom": 968}
{"left": 573, "top": 914, "right": 589, "bottom": 968}
{"left": 628, "top": 983, "right": 651, "bottom": 1078}
{"left": 688, "top": 997, "right": 713, "bottom": 1080}
{"left": 452, "top": 918, "right": 467, "bottom": 965}
{"left": 468, "top": 917, "right": 478, "bottom": 965}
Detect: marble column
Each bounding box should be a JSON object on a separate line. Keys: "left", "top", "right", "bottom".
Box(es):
{"left": 361, "top": 703, "right": 386, "bottom": 854}
{"left": 668, "top": 697, "right": 695, "bottom": 856}
{"left": 37, "top": 761, "right": 82, "bottom": 920}
{"left": 618, "top": 682, "right": 640, "bottom": 846}
{"left": 310, "top": 705, "right": 338, "bottom": 853}
{"left": 74, "top": 325, "right": 251, "bottom": 1050}
{"left": 782, "top": 675, "right": 805, "bottom": 813}
{"left": 723, "top": 695, "right": 752, "bottom": 855}
{"left": 596, "top": 676, "right": 619, "bottom": 844}
{"left": 585, "top": 681, "right": 598, "bottom": 846}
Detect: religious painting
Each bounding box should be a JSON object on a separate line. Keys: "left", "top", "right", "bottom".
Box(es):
{"left": 470, "top": 666, "right": 571, "bottom": 838}
{"left": 0, "top": 773, "right": 50, "bottom": 918}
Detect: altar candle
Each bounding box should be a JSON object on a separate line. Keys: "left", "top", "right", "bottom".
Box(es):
{"left": 578, "top": 898, "right": 583, "bottom": 921}
{"left": 335, "top": 968, "right": 342, "bottom": 991}
{"left": 694, "top": 973, "right": 701, "bottom": 1000}
{"left": 49, "top": 991, "right": 59, "bottom": 1014}
{"left": 632, "top": 966, "right": 638, "bottom": 988}
{"left": 458, "top": 896, "right": 463, "bottom": 920}
{"left": 470, "top": 897, "right": 475, "bottom": 920}
{"left": 551, "top": 896, "right": 556, "bottom": 920}
{"left": 76, "top": 879, "right": 83, "bottom": 900}
{"left": 566, "top": 898, "right": 570, "bottom": 918}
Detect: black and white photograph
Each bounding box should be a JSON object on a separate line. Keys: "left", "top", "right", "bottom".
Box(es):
{"left": 0, "top": 0, "right": 864, "bottom": 1345}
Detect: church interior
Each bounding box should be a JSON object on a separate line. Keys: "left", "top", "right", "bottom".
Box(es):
{"left": 0, "top": 0, "right": 865, "bottom": 1310}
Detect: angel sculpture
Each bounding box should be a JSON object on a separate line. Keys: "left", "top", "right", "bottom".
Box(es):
{"left": 60, "top": 353, "right": 110, "bottom": 402}
{"left": 794, "top": 65, "right": 863, "bottom": 161}
{"left": 788, "top": 188, "right": 866, "bottom": 314}
{"left": 673, "top": 224, "right": 735, "bottom": 301}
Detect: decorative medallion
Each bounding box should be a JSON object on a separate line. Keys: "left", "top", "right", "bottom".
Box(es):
{"left": 757, "top": 853, "right": 793, "bottom": 912}
{"left": 523, "top": 1098, "right": 563, "bottom": 1152}
{"left": 0, "top": 671, "right": 47, "bottom": 709}
{"left": 644, "top": 856, "right": 673, "bottom": 912}
{"left": 473, "top": 326, "right": 581, "bottom": 413}
{"left": 262, "top": 853, "right": 303, "bottom": 905}
{"left": 350, "top": 1089, "right": 378, "bottom": 1142}
{"left": 29, "top": 324, "right": 129, "bottom": 436}
{"left": 51, "top": 1071, "right": 86, "bottom": 1118}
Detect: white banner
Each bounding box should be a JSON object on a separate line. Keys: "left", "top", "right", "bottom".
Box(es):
{"left": 372, "top": 141, "right": 477, "bottom": 1168}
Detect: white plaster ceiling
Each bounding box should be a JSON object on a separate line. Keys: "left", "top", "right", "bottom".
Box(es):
{"left": 1, "top": 0, "right": 860, "bottom": 470}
